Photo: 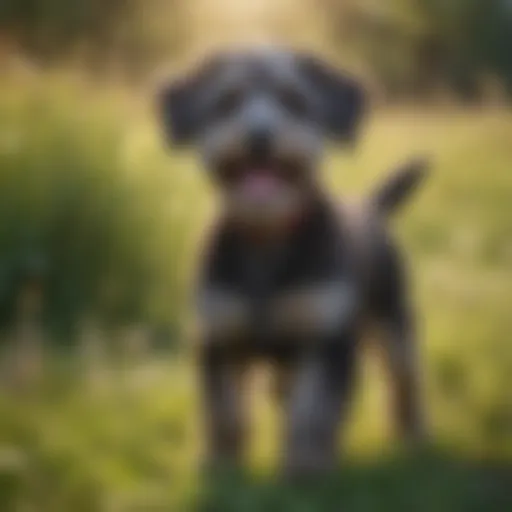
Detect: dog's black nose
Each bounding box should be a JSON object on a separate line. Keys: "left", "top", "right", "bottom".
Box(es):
{"left": 247, "top": 127, "right": 273, "bottom": 159}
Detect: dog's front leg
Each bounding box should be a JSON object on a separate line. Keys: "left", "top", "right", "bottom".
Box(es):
{"left": 282, "top": 340, "right": 356, "bottom": 479}
{"left": 195, "top": 285, "right": 251, "bottom": 472}
{"left": 200, "top": 343, "right": 248, "bottom": 472}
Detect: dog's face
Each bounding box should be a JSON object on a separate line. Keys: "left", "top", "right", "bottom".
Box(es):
{"left": 159, "top": 47, "right": 365, "bottom": 229}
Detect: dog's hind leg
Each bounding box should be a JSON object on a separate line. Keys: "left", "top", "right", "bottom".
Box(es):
{"left": 380, "top": 304, "right": 426, "bottom": 445}
{"left": 373, "top": 242, "right": 426, "bottom": 445}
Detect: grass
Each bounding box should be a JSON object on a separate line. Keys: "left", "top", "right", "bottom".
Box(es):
{"left": 0, "top": 75, "right": 511, "bottom": 510}
{"left": 195, "top": 453, "right": 511, "bottom": 512}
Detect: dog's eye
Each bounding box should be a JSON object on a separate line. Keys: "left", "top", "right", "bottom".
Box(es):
{"left": 212, "top": 88, "right": 243, "bottom": 118}
{"left": 278, "top": 87, "right": 308, "bottom": 117}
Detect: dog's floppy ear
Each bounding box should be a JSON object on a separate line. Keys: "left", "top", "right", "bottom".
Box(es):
{"left": 158, "top": 56, "right": 223, "bottom": 145}
{"left": 298, "top": 54, "right": 366, "bottom": 143}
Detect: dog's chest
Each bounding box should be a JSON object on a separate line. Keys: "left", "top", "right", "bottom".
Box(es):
{"left": 197, "top": 205, "right": 360, "bottom": 346}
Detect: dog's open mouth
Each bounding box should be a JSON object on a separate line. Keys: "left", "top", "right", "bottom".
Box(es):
{"left": 216, "top": 161, "right": 310, "bottom": 228}
{"left": 217, "top": 158, "right": 307, "bottom": 188}
{"left": 237, "top": 171, "right": 283, "bottom": 200}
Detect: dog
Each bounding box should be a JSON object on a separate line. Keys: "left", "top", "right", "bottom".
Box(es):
{"left": 158, "top": 46, "right": 428, "bottom": 478}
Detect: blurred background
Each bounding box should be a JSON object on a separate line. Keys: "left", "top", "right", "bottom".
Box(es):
{"left": 0, "top": 1, "right": 511, "bottom": 510}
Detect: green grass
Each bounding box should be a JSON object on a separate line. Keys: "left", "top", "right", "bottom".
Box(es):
{"left": 195, "top": 453, "right": 511, "bottom": 512}
{"left": 0, "top": 75, "right": 511, "bottom": 510}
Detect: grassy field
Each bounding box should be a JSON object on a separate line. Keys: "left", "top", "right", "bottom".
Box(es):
{"left": 0, "top": 76, "right": 511, "bottom": 510}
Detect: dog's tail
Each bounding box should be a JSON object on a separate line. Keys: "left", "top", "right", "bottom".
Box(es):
{"left": 370, "top": 157, "right": 429, "bottom": 216}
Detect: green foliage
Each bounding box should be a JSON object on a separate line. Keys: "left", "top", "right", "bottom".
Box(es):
{"left": 1, "top": 0, "right": 512, "bottom": 95}
{"left": 0, "top": 0, "right": 185, "bottom": 76}
{"left": 0, "top": 360, "right": 197, "bottom": 511}
{"left": 325, "top": 0, "right": 512, "bottom": 98}
{"left": 0, "top": 74, "right": 207, "bottom": 340}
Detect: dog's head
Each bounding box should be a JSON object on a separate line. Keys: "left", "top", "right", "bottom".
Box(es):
{"left": 159, "top": 47, "right": 365, "bottom": 229}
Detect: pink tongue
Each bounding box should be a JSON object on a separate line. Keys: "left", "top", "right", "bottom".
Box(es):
{"left": 240, "top": 172, "right": 280, "bottom": 199}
